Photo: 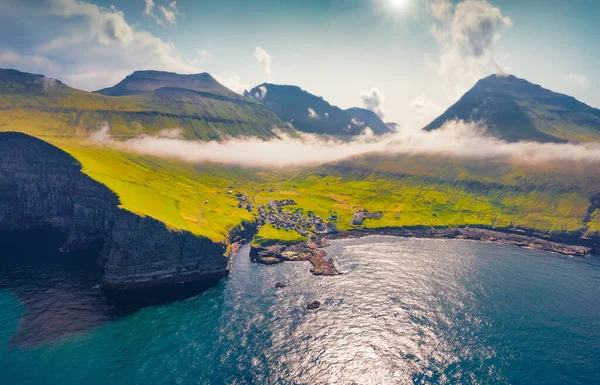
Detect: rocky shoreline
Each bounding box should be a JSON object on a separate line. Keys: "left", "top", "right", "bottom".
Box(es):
{"left": 327, "top": 227, "right": 593, "bottom": 257}
{"left": 250, "top": 236, "right": 341, "bottom": 276}
{"left": 250, "top": 226, "right": 594, "bottom": 275}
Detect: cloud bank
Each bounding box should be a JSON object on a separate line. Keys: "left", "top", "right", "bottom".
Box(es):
{"left": 90, "top": 121, "right": 600, "bottom": 168}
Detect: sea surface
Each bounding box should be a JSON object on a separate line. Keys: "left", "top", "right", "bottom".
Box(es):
{"left": 1, "top": 232, "right": 600, "bottom": 385}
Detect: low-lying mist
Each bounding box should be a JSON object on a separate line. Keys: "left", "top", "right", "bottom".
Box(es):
{"left": 90, "top": 121, "right": 600, "bottom": 168}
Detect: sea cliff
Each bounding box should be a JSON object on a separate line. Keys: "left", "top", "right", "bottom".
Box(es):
{"left": 0, "top": 132, "right": 232, "bottom": 289}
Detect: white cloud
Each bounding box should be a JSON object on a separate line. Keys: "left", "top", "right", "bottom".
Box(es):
{"left": 0, "top": 50, "right": 61, "bottom": 74}
{"left": 427, "top": 0, "right": 452, "bottom": 21}
{"left": 567, "top": 73, "right": 592, "bottom": 89}
{"left": 90, "top": 120, "right": 600, "bottom": 169}
{"left": 426, "top": 0, "right": 513, "bottom": 99}
{"left": 360, "top": 88, "right": 386, "bottom": 119}
{"left": 255, "top": 46, "right": 272, "bottom": 75}
{"left": 156, "top": 127, "right": 183, "bottom": 139}
{"left": 308, "top": 108, "right": 319, "bottom": 119}
{"left": 215, "top": 74, "right": 249, "bottom": 95}
{"left": 351, "top": 117, "right": 365, "bottom": 127}
{"left": 144, "top": 0, "right": 179, "bottom": 26}
{"left": 409, "top": 94, "right": 442, "bottom": 114}
{"left": 144, "top": 0, "right": 154, "bottom": 15}
{"left": 6, "top": 0, "right": 204, "bottom": 90}
{"left": 160, "top": 1, "right": 178, "bottom": 26}
{"left": 254, "top": 85, "right": 267, "bottom": 100}
{"left": 50, "top": 0, "right": 135, "bottom": 45}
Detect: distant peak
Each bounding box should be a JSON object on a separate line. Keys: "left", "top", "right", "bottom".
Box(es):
{"left": 96, "top": 69, "right": 232, "bottom": 97}
{"left": 1, "top": 68, "right": 41, "bottom": 76}
{"left": 128, "top": 70, "right": 213, "bottom": 79}
{"left": 478, "top": 73, "right": 533, "bottom": 85}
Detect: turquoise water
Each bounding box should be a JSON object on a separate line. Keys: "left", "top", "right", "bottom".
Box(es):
{"left": 1, "top": 236, "right": 600, "bottom": 384}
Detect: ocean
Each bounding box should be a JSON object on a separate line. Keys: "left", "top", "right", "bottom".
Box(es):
{"left": 1, "top": 233, "right": 599, "bottom": 384}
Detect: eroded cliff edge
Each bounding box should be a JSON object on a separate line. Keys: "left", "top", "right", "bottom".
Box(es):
{"left": 0, "top": 132, "right": 234, "bottom": 289}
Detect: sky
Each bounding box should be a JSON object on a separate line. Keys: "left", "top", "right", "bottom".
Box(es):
{"left": 0, "top": 0, "right": 598, "bottom": 128}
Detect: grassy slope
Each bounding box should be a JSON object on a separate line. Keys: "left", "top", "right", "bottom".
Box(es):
{"left": 252, "top": 225, "right": 307, "bottom": 247}
{"left": 2, "top": 70, "right": 600, "bottom": 246}
{"left": 425, "top": 74, "right": 600, "bottom": 143}
{"left": 0, "top": 70, "right": 286, "bottom": 141}
{"left": 7, "top": 133, "right": 600, "bottom": 245}
{"left": 310, "top": 154, "right": 600, "bottom": 237}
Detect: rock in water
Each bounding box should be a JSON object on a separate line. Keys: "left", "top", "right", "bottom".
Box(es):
{"left": 307, "top": 301, "right": 321, "bottom": 310}
{"left": 275, "top": 282, "right": 287, "bottom": 289}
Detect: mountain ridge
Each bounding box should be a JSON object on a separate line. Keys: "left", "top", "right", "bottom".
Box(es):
{"left": 0, "top": 68, "right": 286, "bottom": 140}
{"left": 96, "top": 70, "right": 239, "bottom": 98}
{"left": 245, "top": 83, "right": 391, "bottom": 136}
{"left": 425, "top": 73, "right": 600, "bottom": 143}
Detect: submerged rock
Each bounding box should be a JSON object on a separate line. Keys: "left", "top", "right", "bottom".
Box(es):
{"left": 307, "top": 301, "right": 321, "bottom": 310}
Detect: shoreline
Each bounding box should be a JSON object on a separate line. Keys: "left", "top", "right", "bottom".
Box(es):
{"left": 325, "top": 227, "right": 594, "bottom": 257}
{"left": 250, "top": 226, "right": 595, "bottom": 275}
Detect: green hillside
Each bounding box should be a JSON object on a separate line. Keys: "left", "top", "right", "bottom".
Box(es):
{"left": 0, "top": 69, "right": 287, "bottom": 141}
{"left": 2, "top": 68, "right": 600, "bottom": 248}
{"left": 425, "top": 74, "right": 600, "bottom": 143}
{"left": 314, "top": 154, "right": 600, "bottom": 236}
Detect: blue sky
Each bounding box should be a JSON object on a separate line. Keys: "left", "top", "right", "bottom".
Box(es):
{"left": 0, "top": 0, "right": 598, "bottom": 127}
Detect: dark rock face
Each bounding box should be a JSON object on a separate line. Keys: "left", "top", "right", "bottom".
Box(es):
{"left": 250, "top": 237, "right": 341, "bottom": 276}
{"left": 0, "top": 132, "right": 230, "bottom": 289}
{"left": 307, "top": 301, "right": 320, "bottom": 310}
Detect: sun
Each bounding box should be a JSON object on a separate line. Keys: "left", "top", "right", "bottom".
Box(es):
{"left": 388, "top": 0, "right": 408, "bottom": 10}
{"left": 375, "top": 0, "right": 411, "bottom": 14}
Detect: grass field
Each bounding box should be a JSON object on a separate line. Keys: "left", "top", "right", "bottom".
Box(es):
{"left": 9, "top": 135, "right": 599, "bottom": 246}
{"left": 3, "top": 69, "right": 600, "bottom": 246}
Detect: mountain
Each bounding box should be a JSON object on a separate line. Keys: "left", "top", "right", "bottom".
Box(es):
{"left": 344, "top": 107, "right": 390, "bottom": 134}
{"left": 245, "top": 83, "right": 391, "bottom": 136}
{"left": 0, "top": 69, "right": 286, "bottom": 140}
{"left": 96, "top": 70, "right": 237, "bottom": 98}
{"left": 425, "top": 74, "right": 600, "bottom": 143}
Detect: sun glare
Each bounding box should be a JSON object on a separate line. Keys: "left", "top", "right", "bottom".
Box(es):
{"left": 388, "top": 0, "right": 408, "bottom": 10}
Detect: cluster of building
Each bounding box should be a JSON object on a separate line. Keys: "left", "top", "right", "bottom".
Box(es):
{"left": 351, "top": 209, "right": 384, "bottom": 226}
{"left": 257, "top": 199, "right": 339, "bottom": 236}
{"left": 230, "top": 189, "right": 384, "bottom": 235}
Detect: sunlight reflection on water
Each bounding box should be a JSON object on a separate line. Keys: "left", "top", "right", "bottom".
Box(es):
{"left": 2, "top": 236, "right": 600, "bottom": 385}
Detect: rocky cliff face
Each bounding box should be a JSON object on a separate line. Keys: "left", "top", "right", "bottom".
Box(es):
{"left": 0, "top": 132, "right": 231, "bottom": 289}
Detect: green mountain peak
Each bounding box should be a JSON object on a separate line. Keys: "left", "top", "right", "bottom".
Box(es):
{"left": 425, "top": 73, "right": 600, "bottom": 143}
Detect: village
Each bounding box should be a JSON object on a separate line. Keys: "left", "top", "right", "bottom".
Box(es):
{"left": 256, "top": 199, "right": 339, "bottom": 236}
{"left": 228, "top": 189, "right": 383, "bottom": 237}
